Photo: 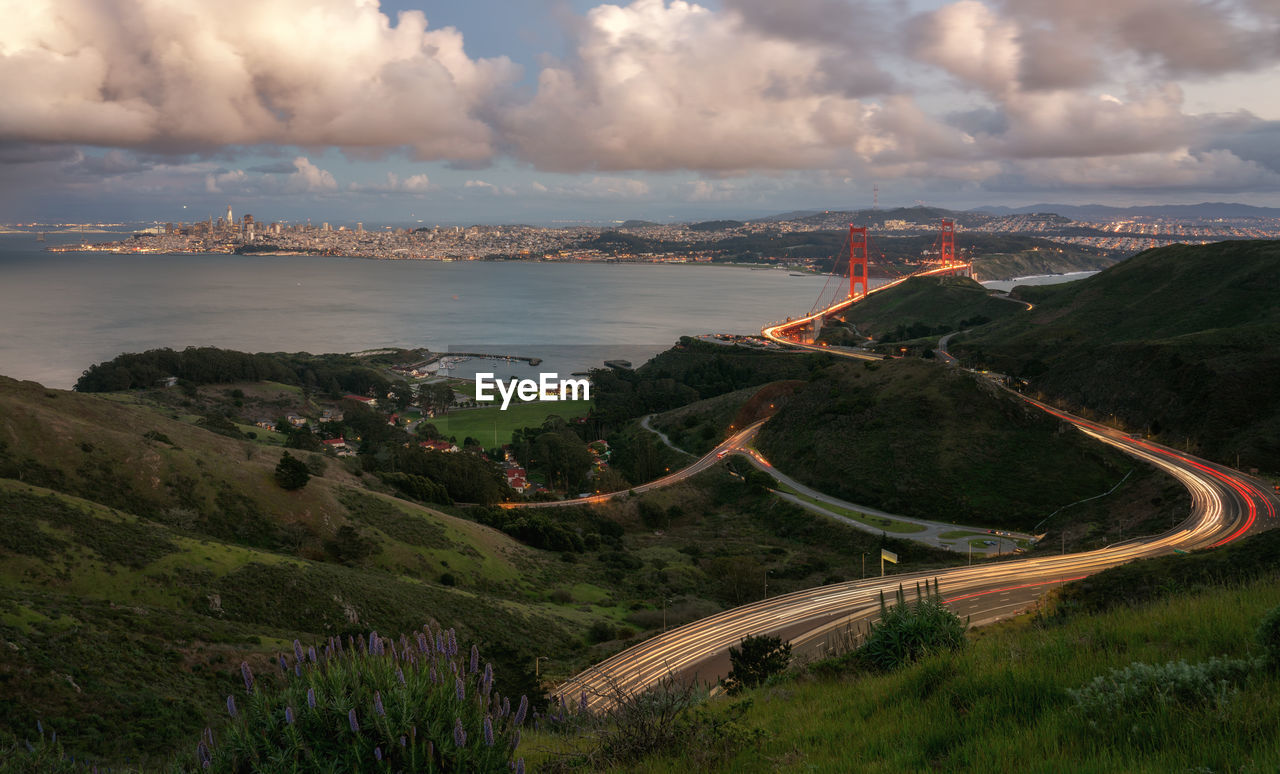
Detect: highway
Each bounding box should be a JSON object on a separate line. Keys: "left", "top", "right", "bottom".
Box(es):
{"left": 556, "top": 407, "right": 1274, "bottom": 710}
{"left": 548, "top": 270, "right": 1276, "bottom": 710}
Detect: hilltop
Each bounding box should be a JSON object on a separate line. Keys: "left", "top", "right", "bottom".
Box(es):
{"left": 754, "top": 359, "right": 1185, "bottom": 542}
{"left": 819, "top": 275, "right": 1024, "bottom": 345}
{"left": 953, "top": 240, "right": 1280, "bottom": 472}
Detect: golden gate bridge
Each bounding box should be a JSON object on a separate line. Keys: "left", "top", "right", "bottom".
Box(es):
{"left": 763, "top": 219, "right": 971, "bottom": 349}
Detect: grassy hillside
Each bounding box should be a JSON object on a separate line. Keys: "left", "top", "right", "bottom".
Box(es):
{"left": 821, "top": 275, "right": 1023, "bottom": 344}
{"left": 952, "top": 240, "right": 1280, "bottom": 472}
{"left": 601, "top": 561, "right": 1280, "bottom": 772}
{"left": 754, "top": 359, "right": 1186, "bottom": 540}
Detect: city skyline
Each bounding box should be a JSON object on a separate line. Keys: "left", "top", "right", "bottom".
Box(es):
{"left": 2, "top": 0, "right": 1280, "bottom": 223}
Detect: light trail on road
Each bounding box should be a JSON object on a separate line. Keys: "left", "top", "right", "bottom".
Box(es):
{"left": 546, "top": 279, "right": 1275, "bottom": 711}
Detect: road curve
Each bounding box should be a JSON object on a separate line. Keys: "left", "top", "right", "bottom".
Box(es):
{"left": 500, "top": 420, "right": 767, "bottom": 510}
{"left": 556, "top": 409, "right": 1274, "bottom": 710}
{"left": 551, "top": 278, "right": 1276, "bottom": 710}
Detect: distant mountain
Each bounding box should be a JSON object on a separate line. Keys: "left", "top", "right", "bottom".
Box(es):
{"left": 689, "top": 219, "right": 745, "bottom": 231}
{"left": 971, "top": 202, "right": 1280, "bottom": 220}
{"left": 759, "top": 206, "right": 992, "bottom": 228}
{"left": 620, "top": 219, "right": 659, "bottom": 228}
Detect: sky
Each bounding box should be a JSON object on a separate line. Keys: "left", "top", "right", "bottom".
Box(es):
{"left": 2, "top": 0, "right": 1279, "bottom": 225}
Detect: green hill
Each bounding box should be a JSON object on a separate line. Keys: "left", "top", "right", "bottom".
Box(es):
{"left": 754, "top": 359, "right": 1185, "bottom": 539}
{"left": 952, "top": 240, "right": 1280, "bottom": 472}
{"left": 821, "top": 275, "right": 1024, "bottom": 344}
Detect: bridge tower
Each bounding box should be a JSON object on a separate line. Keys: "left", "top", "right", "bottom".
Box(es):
{"left": 939, "top": 219, "right": 956, "bottom": 267}
{"left": 849, "top": 225, "right": 869, "bottom": 299}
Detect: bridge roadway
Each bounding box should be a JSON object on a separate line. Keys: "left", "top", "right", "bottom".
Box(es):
{"left": 547, "top": 273, "right": 1276, "bottom": 710}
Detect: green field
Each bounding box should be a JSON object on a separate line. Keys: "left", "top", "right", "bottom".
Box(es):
{"left": 429, "top": 399, "right": 592, "bottom": 445}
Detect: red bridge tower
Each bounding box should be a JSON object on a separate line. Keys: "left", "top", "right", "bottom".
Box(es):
{"left": 939, "top": 219, "right": 956, "bottom": 266}
{"left": 849, "top": 225, "right": 869, "bottom": 299}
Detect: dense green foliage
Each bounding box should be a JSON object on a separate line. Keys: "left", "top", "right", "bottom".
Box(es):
{"left": 724, "top": 635, "right": 792, "bottom": 694}
{"left": 856, "top": 580, "right": 966, "bottom": 672}
{"left": 273, "top": 451, "right": 310, "bottom": 490}
{"left": 75, "top": 346, "right": 408, "bottom": 399}
{"left": 954, "top": 240, "right": 1280, "bottom": 472}
{"left": 1046, "top": 528, "right": 1280, "bottom": 618}
{"left": 756, "top": 359, "right": 1139, "bottom": 532}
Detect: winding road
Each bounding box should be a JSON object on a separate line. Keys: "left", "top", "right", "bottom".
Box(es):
{"left": 547, "top": 280, "right": 1277, "bottom": 710}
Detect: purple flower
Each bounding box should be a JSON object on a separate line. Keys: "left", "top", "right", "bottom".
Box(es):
{"left": 308, "top": 645, "right": 317, "bottom": 664}
{"left": 453, "top": 718, "right": 467, "bottom": 747}
{"left": 306, "top": 688, "right": 316, "bottom": 709}
{"left": 455, "top": 676, "right": 466, "bottom": 702}
{"left": 501, "top": 696, "right": 510, "bottom": 718}
{"left": 416, "top": 632, "right": 429, "bottom": 653}
{"left": 36, "top": 720, "right": 43, "bottom": 735}
{"left": 514, "top": 696, "right": 528, "bottom": 726}
{"left": 348, "top": 709, "right": 360, "bottom": 734}
{"left": 368, "top": 631, "right": 381, "bottom": 656}
{"left": 295, "top": 664, "right": 302, "bottom": 678}
{"left": 374, "top": 746, "right": 382, "bottom": 761}
{"left": 470, "top": 644, "right": 479, "bottom": 674}
{"left": 483, "top": 716, "right": 494, "bottom": 747}
{"left": 196, "top": 741, "right": 209, "bottom": 765}
{"left": 374, "top": 691, "right": 385, "bottom": 717}
{"left": 293, "top": 639, "right": 305, "bottom": 664}
{"left": 285, "top": 706, "right": 295, "bottom": 725}
{"left": 240, "top": 662, "right": 254, "bottom": 693}
{"left": 203, "top": 727, "right": 214, "bottom": 746}
{"left": 516, "top": 758, "right": 525, "bottom": 774}
{"left": 226, "top": 695, "right": 237, "bottom": 719}
{"left": 277, "top": 655, "right": 288, "bottom": 673}
{"left": 396, "top": 668, "right": 406, "bottom": 686}
{"left": 511, "top": 729, "right": 521, "bottom": 750}
{"left": 399, "top": 735, "right": 407, "bottom": 748}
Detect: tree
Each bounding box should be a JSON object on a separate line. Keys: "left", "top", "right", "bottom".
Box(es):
{"left": 274, "top": 451, "right": 311, "bottom": 490}
{"left": 723, "top": 634, "right": 792, "bottom": 694}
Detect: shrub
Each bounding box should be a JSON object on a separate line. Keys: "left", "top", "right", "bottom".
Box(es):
{"left": 722, "top": 634, "right": 792, "bottom": 694}
{"left": 1068, "top": 656, "right": 1258, "bottom": 746}
{"left": 274, "top": 451, "right": 310, "bottom": 490}
{"left": 186, "top": 628, "right": 528, "bottom": 773}
{"left": 857, "top": 579, "right": 966, "bottom": 672}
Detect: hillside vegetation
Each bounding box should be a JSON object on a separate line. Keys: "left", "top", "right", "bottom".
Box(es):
{"left": 953, "top": 240, "right": 1280, "bottom": 472}
{"left": 821, "top": 275, "right": 1023, "bottom": 344}
{"left": 595, "top": 537, "right": 1280, "bottom": 773}
{"left": 755, "top": 359, "right": 1185, "bottom": 540}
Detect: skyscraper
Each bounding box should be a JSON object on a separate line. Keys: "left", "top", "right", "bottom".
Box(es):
{"left": 226, "top": 204, "right": 233, "bottom": 226}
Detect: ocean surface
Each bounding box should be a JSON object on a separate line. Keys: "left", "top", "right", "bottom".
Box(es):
{"left": 0, "top": 233, "right": 843, "bottom": 389}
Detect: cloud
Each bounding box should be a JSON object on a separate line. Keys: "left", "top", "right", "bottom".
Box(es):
{"left": 503, "top": 0, "right": 917, "bottom": 173}
{"left": 205, "top": 156, "right": 336, "bottom": 195}
{"left": 0, "top": 0, "right": 519, "bottom": 161}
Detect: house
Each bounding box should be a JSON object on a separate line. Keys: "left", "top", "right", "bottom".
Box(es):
{"left": 157, "top": 376, "right": 179, "bottom": 388}
{"left": 322, "top": 437, "right": 355, "bottom": 457}
{"left": 419, "top": 440, "right": 459, "bottom": 453}
{"left": 284, "top": 413, "right": 307, "bottom": 428}
{"left": 343, "top": 394, "right": 378, "bottom": 408}
{"left": 254, "top": 418, "right": 277, "bottom": 431}
{"left": 505, "top": 467, "right": 529, "bottom": 493}
{"left": 318, "top": 409, "right": 344, "bottom": 423}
